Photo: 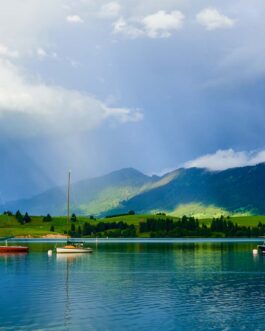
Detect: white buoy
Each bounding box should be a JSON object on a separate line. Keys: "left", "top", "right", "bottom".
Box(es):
{"left": 48, "top": 249, "right": 53, "bottom": 256}
{"left": 253, "top": 249, "right": 258, "bottom": 255}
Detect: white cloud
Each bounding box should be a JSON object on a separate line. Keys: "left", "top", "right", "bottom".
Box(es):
{"left": 113, "top": 18, "right": 144, "bottom": 39}
{"left": 0, "top": 2, "right": 63, "bottom": 52}
{"left": 113, "top": 10, "right": 185, "bottom": 39}
{"left": 142, "top": 10, "right": 185, "bottom": 38}
{"left": 66, "top": 15, "right": 84, "bottom": 23}
{"left": 0, "top": 43, "right": 19, "bottom": 58}
{"left": 0, "top": 59, "right": 142, "bottom": 137}
{"left": 36, "top": 48, "right": 47, "bottom": 57}
{"left": 99, "top": 2, "right": 121, "bottom": 18}
{"left": 196, "top": 8, "right": 235, "bottom": 30}
{"left": 184, "top": 149, "right": 265, "bottom": 171}
{"left": 35, "top": 48, "right": 57, "bottom": 60}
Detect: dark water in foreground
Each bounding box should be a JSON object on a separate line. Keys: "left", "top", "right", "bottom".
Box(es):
{"left": 0, "top": 239, "right": 265, "bottom": 331}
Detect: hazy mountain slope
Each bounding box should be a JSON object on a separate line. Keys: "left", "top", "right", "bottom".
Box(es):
{"left": 2, "top": 163, "right": 265, "bottom": 216}
{"left": 0, "top": 168, "right": 158, "bottom": 215}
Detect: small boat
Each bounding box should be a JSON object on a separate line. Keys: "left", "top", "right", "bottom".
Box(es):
{"left": 257, "top": 242, "right": 265, "bottom": 253}
{"left": 56, "top": 171, "right": 93, "bottom": 254}
{"left": 0, "top": 246, "right": 29, "bottom": 253}
{"left": 0, "top": 236, "right": 29, "bottom": 253}
{"left": 56, "top": 242, "right": 92, "bottom": 254}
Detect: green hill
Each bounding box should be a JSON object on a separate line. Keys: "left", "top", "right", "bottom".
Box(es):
{"left": 2, "top": 163, "right": 265, "bottom": 217}
{"left": 113, "top": 165, "right": 265, "bottom": 216}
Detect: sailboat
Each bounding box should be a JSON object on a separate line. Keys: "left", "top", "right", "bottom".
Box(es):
{"left": 56, "top": 171, "right": 93, "bottom": 254}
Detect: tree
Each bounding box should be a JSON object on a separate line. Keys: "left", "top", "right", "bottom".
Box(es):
{"left": 50, "top": 225, "right": 55, "bottom": 232}
{"left": 77, "top": 226, "right": 82, "bottom": 237}
{"left": 15, "top": 210, "right": 24, "bottom": 224}
{"left": 128, "top": 210, "right": 135, "bottom": 215}
{"left": 43, "top": 214, "right": 52, "bottom": 222}
{"left": 23, "top": 212, "right": 31, "bottom": 224}
{"left": 96, "top": 222, "right": 106, "bottom": 232}
{"left": 3, "top": 211, "right": 13, "bottom": 216}
{"left": 83, "top": 222, "right": 94, "bottom": 236}
{"left": 71, "top": 213, "right": 77, "bottom": 222}
{"left": 71, "top": 223, "right": 76, "bottom": 233}
{"left": 16, "top": 210, "right": 21, "bottom": 218}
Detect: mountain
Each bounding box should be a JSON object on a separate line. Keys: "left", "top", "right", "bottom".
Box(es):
{"left": 0, "top": 168, "right": 157, "bottom": 216}
{"left": 2, "top": 163, "right": 265, "bottom": 217}
{"left": 113, "top": 164, "right": 265, "bottom": 216}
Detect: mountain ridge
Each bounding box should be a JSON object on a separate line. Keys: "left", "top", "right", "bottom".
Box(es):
{"left": 1, "top": 163, "right": 265, "bottom": 217}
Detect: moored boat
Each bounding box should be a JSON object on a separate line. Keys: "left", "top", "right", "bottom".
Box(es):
{"left": 257, "top": 242, "right": 265, "bottom": 253}
{"left": 0, "top": 236, "right": 29, "bottom": 253}
{"left": 0, "top": 246, "right": 29, "bottom": 253}
{"left": 56, "top": 171, "right": 93, "bottom": 254}
{"left": 56, "top": 244, "right": 92, "bottom": 254}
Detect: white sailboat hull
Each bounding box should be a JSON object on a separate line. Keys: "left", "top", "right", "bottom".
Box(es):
{"left": 56, "top": 247, "right": 93, "bottom": 253}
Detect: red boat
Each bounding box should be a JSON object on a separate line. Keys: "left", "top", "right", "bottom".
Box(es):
{"left": 0, "top": 246, "right": 29, "bottom": 253}
{"left": 0, "top": 236, "right": 29, "bottom": 253}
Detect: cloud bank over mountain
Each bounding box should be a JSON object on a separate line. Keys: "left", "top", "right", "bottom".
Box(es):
{"left": 185, "top": 149, "right": 265, "bottom": 171}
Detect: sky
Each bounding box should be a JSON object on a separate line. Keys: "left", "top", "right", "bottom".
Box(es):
{"left": 1, "top": 0, "right": 265, "bottom": 201}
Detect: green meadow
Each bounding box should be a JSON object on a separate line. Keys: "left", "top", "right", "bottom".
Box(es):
{"left": 1, "top": 213, "right": 265, "bottom": 238}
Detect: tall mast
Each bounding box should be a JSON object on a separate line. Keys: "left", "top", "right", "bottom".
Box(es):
{"left": 67, "top": 170, "right": 71, "bottom": 238}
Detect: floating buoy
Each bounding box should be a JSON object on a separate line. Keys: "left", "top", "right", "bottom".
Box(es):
{"left": 253, "top": 249, "right": 258, "bottom": 255}
{"left": 48, "top": 249, "right": 53, "bottom": 256}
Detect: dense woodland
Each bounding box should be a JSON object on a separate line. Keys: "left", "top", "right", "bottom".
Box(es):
{"left": 139, "top": 216, "right": 265, "bottom": 238}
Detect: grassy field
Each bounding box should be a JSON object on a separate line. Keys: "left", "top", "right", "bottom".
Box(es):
{"left": 0, "top": 215, "right": 87, "bottom": 237}
{"left": 168, "top": 203, "right": 251, "bottom": 219}
{"left": 1, "top": 213, "right": 265, "bottom": 237}
{"left": 198, "top": 216, "right": 265, "bottom": 227}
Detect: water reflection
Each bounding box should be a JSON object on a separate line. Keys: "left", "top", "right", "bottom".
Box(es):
{"left": 0, "top": 252, "right": 28, "bottom": 258}
{"left": 56, "top": 253, "right": 92, "bottom": 330}
{"left": 1, "top": 242, "right": 265, "bottom": 330}
{"left": 56, "top": 253, "right": 90, "bottom": 262}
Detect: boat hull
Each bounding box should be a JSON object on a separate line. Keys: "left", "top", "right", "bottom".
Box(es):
{"left": 257, "top": 245, "right": 265, "bottom": 253}
{"left": 0, "top": 246, "right": 29, "bottom": 253}
{"left": 56, "top": 247, "right": 92, "bottom": 253}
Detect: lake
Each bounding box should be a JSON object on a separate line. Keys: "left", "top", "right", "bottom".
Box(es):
{"left": 0, "top": 239, "right": 265, "bottom": 331}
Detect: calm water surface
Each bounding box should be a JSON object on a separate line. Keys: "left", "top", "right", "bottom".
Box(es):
{"left": 0, "top": 240, "right": 265, "bottom": 331}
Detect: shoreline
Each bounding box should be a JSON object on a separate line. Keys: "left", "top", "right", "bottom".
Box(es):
{"left": 15, "top": 234, "right": 68, "bottom": 239}
{"left": 9, "top": 237, "right": 264, "bottom": 243}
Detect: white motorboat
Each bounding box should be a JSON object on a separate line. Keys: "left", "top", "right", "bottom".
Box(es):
{"left": 56, "top": 245, "right": 92, "bottom": 254}
{"left": 56, "top": 171, "right": 93, "bottom": 254}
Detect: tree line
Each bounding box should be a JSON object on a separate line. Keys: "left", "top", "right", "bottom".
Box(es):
{"left": 139, "top": 215, "right": 265, "bottom": 237}
{"left": 2, "top": 210, "right": 265, "bottom": 238}
{"left": 81, "top": 221, "right": 136, "bottom": 238}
